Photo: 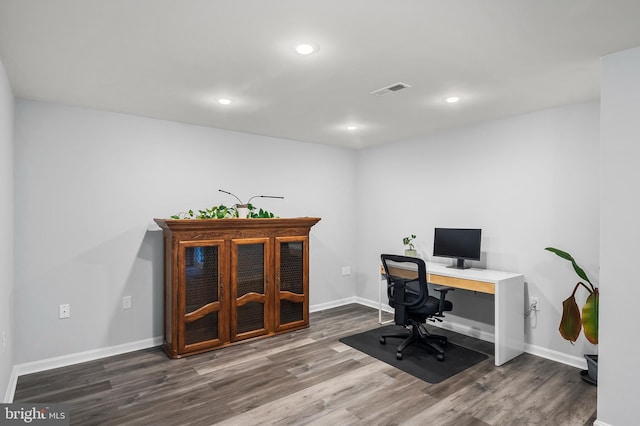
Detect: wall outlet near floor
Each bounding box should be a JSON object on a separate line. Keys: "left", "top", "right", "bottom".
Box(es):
{"left": 59, "top": 304, "right": 70, "bottom": 319}
{"left": 530, "top": 297, "right": 540, "bottom": 312}
{"left": 341, "top": 266, "right": 351, "bottom": 276}
{"left": 122, "top": 296, "right": 132, "bottom": 309}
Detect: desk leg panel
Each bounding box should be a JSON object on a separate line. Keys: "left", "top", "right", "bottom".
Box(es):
{"left": 494, "top": 276, "right": 525, "bottom": 366}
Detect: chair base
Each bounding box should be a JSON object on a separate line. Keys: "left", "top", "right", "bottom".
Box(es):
{"left": 380, "top": 321, "right": 448, "bottom": 361}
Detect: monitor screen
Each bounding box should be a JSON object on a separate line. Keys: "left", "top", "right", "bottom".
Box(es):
{"left": 433, "top": 228, "right": 482, "bottom": 269}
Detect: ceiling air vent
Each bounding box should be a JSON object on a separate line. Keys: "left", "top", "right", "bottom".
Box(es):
{"left": 369, "top": 82, "right": 411, "bottom": 97}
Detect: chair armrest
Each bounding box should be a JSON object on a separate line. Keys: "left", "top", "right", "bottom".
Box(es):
{"left": 432, "top": 286, "right": 454, "bottom": 316}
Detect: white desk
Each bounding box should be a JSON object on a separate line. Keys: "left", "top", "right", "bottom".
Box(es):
{"left": 380, "top": 261, "right": 524, "bottom": 366}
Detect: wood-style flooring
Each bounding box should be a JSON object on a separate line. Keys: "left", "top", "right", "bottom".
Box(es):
{"left": 14, "top": 304, "right": 597, "bottom": 425}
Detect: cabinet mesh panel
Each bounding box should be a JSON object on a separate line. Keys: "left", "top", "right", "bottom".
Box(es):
{"left": 185, "top": 246, "right": 219, "bottom": 309}
{"left": 236, "top": 243, "right": 265, "bottom": 332}
{"left": 236, "top": 302, "right": 265, "bottom": 334}
{"left": 236, "top": 244, "right": 265, "bottom": 296}
{"left": 279, "top": 241, "right": 304, "bottom": 324}
{"left": 279, "top": 242, "right": 303, "bottom": 293}
{"left": 185, "top": 312, "right": 219, "bottom": 345}
{"left": 280, "top": 299, "right": 303, "bottom": 324}
{"left": 184, "top": 246, "right": 219, "bottom": 345}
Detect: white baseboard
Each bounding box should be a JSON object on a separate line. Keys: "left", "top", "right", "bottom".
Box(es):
{"left": 8, "top": 299, "right": 361, "bottom": 393}
{"left": 3, "top": 366, "right": 19, "bottom": 403}
{"left": 432, "top": 319, "right": 496, "bottom": 344}
{"left": 352, "top": 296, "right": 389, "bottom": 312}
{"left": 524, "top": 342, "right": 587, "bottom": 370}
{"left": 5, "top": 298, "right": 592, "bottom": 402}
{"left": 5, "top": 300, "right": 365, "bottom": 401}
{"left": 593, "top": 420, "right": 611, "bottom": 426}
{"left": 14, "top": 336, "right": 164, "bottom": 377}
{"left": 6, "top": 336, "right": 163, "bottom": 402}
{"left": 310, "top": 297, "right": 358, "bottom": 313}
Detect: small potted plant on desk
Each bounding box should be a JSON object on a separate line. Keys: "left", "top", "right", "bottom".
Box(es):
{"left": 546, "top": 247, "right": 599, "bottom": 385}
{"left": 403, "top": 235, "right": 417, "bottom": 257}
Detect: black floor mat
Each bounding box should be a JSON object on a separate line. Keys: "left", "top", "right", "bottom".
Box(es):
{"left": 339, "top": 325, "right": 489, "bottom": 384}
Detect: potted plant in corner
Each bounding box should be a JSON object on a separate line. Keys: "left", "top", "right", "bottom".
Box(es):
{"left": 545, "top": 247, "right": 599, "bottom": 385}
{"left": 403, "top": 235, "right": 417, "bottom": 257}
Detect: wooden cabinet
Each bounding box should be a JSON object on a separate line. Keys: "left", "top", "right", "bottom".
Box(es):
{"left": 154, "top": 217, "right": 321, "bottom": 358}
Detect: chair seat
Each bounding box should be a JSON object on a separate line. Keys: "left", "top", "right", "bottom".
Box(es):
{"left": 389, "top": 295, "right": 452, "bottom": 321}
{"left": 411, "top": 296, "right": 452, "bottom": 319}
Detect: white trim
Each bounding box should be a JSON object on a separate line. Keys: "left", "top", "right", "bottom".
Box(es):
{"left": 593, "top": 420, "right": 612, "bottom": 426}
{"left": 524, "top": 342, "right": 588, "bottom": 370}
{"left": 432, "top": 319, "right": 496, "bottom": 344}
{"left": 310, "top": 297, "right": 357, "bottom": 313}
{"left": 5, "top": 299, "right": 368, "bottom": 400}
{"left": 3, "top": 366, "right": 19, "bottom": 403}
{"left": 6, "top": 298, "right": 592, "bottom": 401}
{"left": 13, "top": 336, "right": 163, "bottom": 378}
{"left": 352, "top": 296, "right": 389, "bottom": 312}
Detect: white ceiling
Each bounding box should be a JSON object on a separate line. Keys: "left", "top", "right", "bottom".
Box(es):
{"left": 2, "top": 1, "right": 640, "bottom": 149}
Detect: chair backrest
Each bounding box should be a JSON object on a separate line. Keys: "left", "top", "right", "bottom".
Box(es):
{"left": 380, "top": 254, "right": 429, "bottom": 326}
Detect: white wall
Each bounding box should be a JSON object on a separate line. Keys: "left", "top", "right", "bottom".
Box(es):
{"left": 598, "top": 46, "right": 640, "bottom": 426}
{"left": 10, "top": 95, "right": 607, "bottom": 390}
{"left": 356, "top": 102, "right": 600, "bottom": 361}
{"left": 0, "top": 56, "right": 15, "bottom": 401}
{"left": 7, "top": 96, "right": 609, "bottom": 422}
{"left": 13, "top": 100, "right": 357, "bottom": 364}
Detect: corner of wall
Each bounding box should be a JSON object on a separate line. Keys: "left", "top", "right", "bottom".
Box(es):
{"left": 0, "top": 54, "right": 15, "bottom": 405}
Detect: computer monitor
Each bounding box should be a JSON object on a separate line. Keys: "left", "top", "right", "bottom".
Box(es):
{"left": 433, "top": 228, "right": 482, "bottom": 269}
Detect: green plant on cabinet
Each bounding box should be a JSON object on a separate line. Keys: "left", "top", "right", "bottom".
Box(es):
{"left": 170, "top": 189, "right": 281, "bottom": 219}
{"left": 170, "top": 204, "right": 277, "bottom": 219}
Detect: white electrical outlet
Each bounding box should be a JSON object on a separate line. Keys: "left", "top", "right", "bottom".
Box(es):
{"left": 123, "top": 296, "right": 132, "bottom": 309}
{"left": 341, "top": 266, "right": 351, "bottom": 276}
{"left": 59, "top": 304, "right": 70, "bottom": 319}
{"left": 530, "top": 297, "right": 540, "bottom": 312}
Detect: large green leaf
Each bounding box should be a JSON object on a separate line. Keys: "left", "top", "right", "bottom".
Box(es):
{"left": 559, "top": 290, "right": 582, "bottom": 344}
{"left": 570, "top": 262, "right": 593, "bottom": 287}
{"left": 582, "top": 289, "right": 599, "bottom": 344}
{"left": 545, "top": 247, "right": 593, "bottom": 287}
{"left": 545, "top": 247, "right": 573, "bottom": 261}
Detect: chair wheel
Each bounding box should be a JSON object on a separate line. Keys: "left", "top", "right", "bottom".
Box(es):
{"left": 396, "top": 352, "right": 403, "bottom": 360}
{"left": 436, "top": 353, "right": 444, "bottom": 361}
{"left": 380, "top": 337, "right": 386, "bottom": 344}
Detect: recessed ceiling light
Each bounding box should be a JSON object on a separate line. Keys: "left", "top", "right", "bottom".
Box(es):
{"left": 445, "top": 96, "right": 460, "bottom": 104}
{"left": 346, "top": 125, "right": 358, "bottom": 131}
{"left": 218, "top": 98, "right": 231, "bottom": 105}
{"left": 295, "top": 43, "right": 318, "bottom": 55}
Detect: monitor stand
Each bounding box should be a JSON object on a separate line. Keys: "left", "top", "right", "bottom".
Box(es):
{"left": 447, "top": 258, "right": 471, "bottom": 269}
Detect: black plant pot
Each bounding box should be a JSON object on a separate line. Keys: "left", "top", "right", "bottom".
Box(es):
{"left": 582, "top": 354, "right": 598, "bottom": 385}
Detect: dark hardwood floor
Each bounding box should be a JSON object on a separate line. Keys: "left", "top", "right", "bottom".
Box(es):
{"left": 14, "top": 304, "right": 597, "bottom": 425}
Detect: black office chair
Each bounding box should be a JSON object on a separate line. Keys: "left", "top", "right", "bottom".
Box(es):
{"left": 380, "top": 254, "right": 453, "bottom": 361}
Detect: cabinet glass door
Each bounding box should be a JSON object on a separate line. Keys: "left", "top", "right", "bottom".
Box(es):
{"left": 275, "top": 236, "right": 308, "bottom": 331}
{"left": 231, "top": 238, "right": 271, "bottom": 341}
{"left": 179, "top": 240, "right": 226, "bottom": 352}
